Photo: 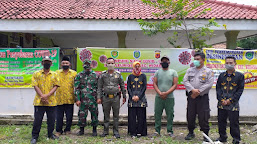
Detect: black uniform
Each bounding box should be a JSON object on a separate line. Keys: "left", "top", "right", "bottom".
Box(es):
{"left": 127, "top": 73, "right": 147, "bottom": 136}
{"left": 216, "top": 71, "right": 244, "bottom": 143}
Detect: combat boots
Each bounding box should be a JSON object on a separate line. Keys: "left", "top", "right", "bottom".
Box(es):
{"left": 77, "top": 127, "right": 84, "bottom": 136}
{"left": 92, "top": 126, "right": 97, "bottom": 136}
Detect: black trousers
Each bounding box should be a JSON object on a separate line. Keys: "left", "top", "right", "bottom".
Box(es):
{"left": 56, "top": 104, "right": 74, "bottom": 133}
{"left": 128, "top": 107, "right": 147, "bottom": 136}
{"left": 218, "top": 108, "right": 240, "bottom": 142}
{"left": 32, "top": 106, "right": 56, "bottom": 139}
{"left": 186, "top": 94, "right": 210, "bottom": 134}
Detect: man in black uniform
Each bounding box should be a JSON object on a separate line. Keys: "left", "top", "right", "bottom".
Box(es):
{"left": 216, "top": 56, "right": 244, "bottom": 144}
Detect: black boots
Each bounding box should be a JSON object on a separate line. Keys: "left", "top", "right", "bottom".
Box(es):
{"left": 92, "top": 126, "right": 97, "bottom": 136}
{"left": 77, "top": 127, "right": 84, "bottom": 136}
{"left": 77, "top": 126, "right": 97, "bottom": 136}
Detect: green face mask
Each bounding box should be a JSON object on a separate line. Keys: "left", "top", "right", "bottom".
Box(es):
{"left": 83, "top": 64, "right": 90, "bottom": 70}
{"left": 193, "top": 60, "right": 201, "bottom": 67}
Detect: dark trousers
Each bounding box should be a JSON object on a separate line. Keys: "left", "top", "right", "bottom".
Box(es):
{"left": 186, "top": 94, "right": 210, "bottom": 134}
{"left": 128, "top": 107, "right": 147, "bottom": 136}
{"left": 56, "top": 104, "right": 74, "bottom": 133}
{"left": 32, "top": 106, "right": 56, "bottom": 139}
{"left": 218, "top": 108, "right": 240, "bottom": 142}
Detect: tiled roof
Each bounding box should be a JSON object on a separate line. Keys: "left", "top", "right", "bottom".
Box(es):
{"left": 0, "top": 0, "right": 257, "bottom": 20}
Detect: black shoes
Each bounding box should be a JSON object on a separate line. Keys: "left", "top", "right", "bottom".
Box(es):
{"left": 216, "top": 137, "right": 227, "bottom": 142}
{"left": 185, "top": 133, "right": 195, "bottom": 140}
{"left": 77, "top": 127, "right": 85, "bottom": 136}
{"left": 30, "top": 138, "right": 37, "bottom": 144}
{"left": 48, "top": 134, "right": 59, "bottom": 140}
{"left": 101, "top": 133, "right": 108, "bottom": 137}
{"left": 114, "top": 133, "right": 120, "bottom": 139}
{"left": 92, "top": 126, "right": 97, "bottom": 137}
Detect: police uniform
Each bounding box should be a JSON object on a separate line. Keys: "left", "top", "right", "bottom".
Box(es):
{"left": 74, "top": 62, "right": 98, "bottom": 128}
{"left": 97, "top": 70, "right": 126, "bottom": 136}
{"left": 216, "top": 71, "right": 244, "bottom": 143}
{"left": 183, "top": 66, "right": 214, "bottom": 136}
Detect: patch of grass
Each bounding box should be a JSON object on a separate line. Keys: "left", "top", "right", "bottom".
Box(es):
{"left": 0, "top": 125, "right": 257, "bottom": 144}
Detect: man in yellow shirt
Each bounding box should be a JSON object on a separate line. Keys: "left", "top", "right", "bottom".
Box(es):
{"left": 31, "top": 56, "right": 59, "bottom": 144}
{"left": 55, "top": 56, "right": 77, "bottom": 136}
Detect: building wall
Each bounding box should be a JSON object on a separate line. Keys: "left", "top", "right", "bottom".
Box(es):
{"left": 0, "top": 88, "right": 256, "bottom": 122}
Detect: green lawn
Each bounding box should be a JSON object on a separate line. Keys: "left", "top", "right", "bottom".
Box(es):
{"left": 0, "top": 123, "right": 256, "bottom": 144}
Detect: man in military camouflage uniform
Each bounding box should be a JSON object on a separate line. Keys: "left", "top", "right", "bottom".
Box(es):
{"left": 74, "top": 59, "right": 98, "bottom": 136}
{"left": 97, "top": 58, "right": 126, "bottom": 139}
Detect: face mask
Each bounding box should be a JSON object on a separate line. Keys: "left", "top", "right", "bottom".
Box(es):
{"left": 107, "top": 64, "right": 115, "bottom": 70}
{"left": 225, "top": 64, "right": 235, "bottom": 70}
{"left": 193, "top": 60, "right": 201, "bottom": 67}
{"left": 83, "top": 64, "right": 90, "bottom": 70}
{"left": 161, "top": 62, "right": 169, "bottom": 68}
{"left": 43, "top": 63, "right": 51, "bottom": 69}
{"left": 62, "top": 65, "right": 69, "bottom": 70}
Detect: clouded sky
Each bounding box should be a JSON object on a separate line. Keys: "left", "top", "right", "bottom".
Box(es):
{"left": 219, "top": 0, "right": 257, "bottom": 6}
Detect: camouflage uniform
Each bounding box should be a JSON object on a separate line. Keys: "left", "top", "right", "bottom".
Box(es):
{"left": 74, "top": 68, "right": 98, "bottom": 127}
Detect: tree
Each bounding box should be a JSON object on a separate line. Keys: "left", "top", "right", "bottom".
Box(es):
{"left": 237, "top": 36, "right": 257, "bottom": 50}
{"left": 138, "top": 0, "right": 221, "bottom": 50}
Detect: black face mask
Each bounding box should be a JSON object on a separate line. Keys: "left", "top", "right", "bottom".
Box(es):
{"left": 161, "top": 62, "right": 169, "bottom": 68}
{"left": 62, "top": 65, "right": 69, "bottom": 70}
{"left": 43, "top": 63, "right": 51, "bottom": 69}
{"left": 85, "top": 71, "right": 90, "bottom": 75}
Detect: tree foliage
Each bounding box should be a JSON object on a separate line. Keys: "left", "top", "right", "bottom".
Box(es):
{"left": 138, "top": 0, "right": 221, "bottom": 49}
{"left": 237, "top": 36, "right": 257, "bottom": 50}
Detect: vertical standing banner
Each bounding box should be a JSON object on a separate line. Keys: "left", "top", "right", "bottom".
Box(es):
{"left": 77, "top": 48, "right": 194, "bottom": 89}
{"left": 203, "top": 48, "right": 257, "bottom": 89}
{"left": 0, "top": 48, "right": 59, "bottom": 88}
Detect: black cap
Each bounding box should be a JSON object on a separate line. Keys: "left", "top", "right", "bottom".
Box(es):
{"left": 62, "top": 56, "right": 70, "bottom": 62}
{"left": 161, "top": 56, "right": 170, "bottom": 61}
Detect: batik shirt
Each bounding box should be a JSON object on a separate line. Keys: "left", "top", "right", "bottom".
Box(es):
{"left": 31, "top": 69, "right": 59, "bottom": 106}
{"left": 56, "top": 69, "right": 77, "bottom": 105}
{"left": 216, "top": 71, "right": 244, "bottom": 111}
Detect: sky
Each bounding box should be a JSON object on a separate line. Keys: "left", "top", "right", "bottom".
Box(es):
{"left": 219, "top": 0, "right": 257, "bottom": 6}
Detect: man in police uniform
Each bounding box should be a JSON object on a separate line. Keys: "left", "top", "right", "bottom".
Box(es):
{"left": 183, "top": 52, "right": 214, "bottom": 142}
{"left": 97, "top": 58, "right": 126, "bottom": 139}
{"left": 216, "top": 56, "right": 244, "bottom": 144}
{"left": 74, "top": 59, "right": 98, "bottom": 136}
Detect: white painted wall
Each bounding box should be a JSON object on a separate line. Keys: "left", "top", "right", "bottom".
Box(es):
{"left": 1, "top": 88, "right": 256, "bottom": 122}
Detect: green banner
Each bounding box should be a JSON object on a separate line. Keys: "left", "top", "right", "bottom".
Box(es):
{"left": 0, "top": 48, "right": 59, "bottom": 88}
{"left": 77, "top": 48, "right": 194, "bottom": 89}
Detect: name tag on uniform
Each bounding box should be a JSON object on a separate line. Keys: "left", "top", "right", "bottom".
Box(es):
{"left": 108, "top": 94, "right": 114, "bottom": 98}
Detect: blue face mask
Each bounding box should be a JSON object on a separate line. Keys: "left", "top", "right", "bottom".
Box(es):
{"left": 193, "top": 60, "right": 201, "bottom": 67}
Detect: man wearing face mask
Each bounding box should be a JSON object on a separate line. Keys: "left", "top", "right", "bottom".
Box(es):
{"left": 152, "top": 56, "right": 178, "bottom": 137}
{"left": 74, "top": 59, "right": 98, "bottom": 136}
{"left": 183, "top": 52, "right": 214, "bottom": 142}
{"left": 31, "top": 56, "right": 59, "bottom": 144}
{"left": 97, "top": 57, "right": 126, "bottom": 139}
{"left": 55, "top": 56, "right": 77, "bottom": 137}
{"left": 215, "top": 56, "right": 244, "bottom": 144}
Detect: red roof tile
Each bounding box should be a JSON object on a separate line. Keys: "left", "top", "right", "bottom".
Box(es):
{"left": 0, "top": 0, "right": 257, "bottom": 20}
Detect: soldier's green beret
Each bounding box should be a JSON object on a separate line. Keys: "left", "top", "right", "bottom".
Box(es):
{"left": 83, "top": 59, "right": 91, "bottom": 64}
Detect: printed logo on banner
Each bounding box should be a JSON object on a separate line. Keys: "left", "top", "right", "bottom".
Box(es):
{"left": 245, "top": 51, "right": 254, "bottom": 61}
{"left": 179, "top": 51, "right": 191, "bottom": 65}
{"left": 155, "top": 50, "right": 161, "bottom": 59}
{"left": 111, "top": 50, "right": 119, "bottom": 58}
{"left": 133, "top": 51, "right": 141, "bottom": 59}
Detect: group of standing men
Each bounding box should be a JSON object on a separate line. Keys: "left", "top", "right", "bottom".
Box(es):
{"left": 30, "top": 51, "right": 244, "bottom": 144}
